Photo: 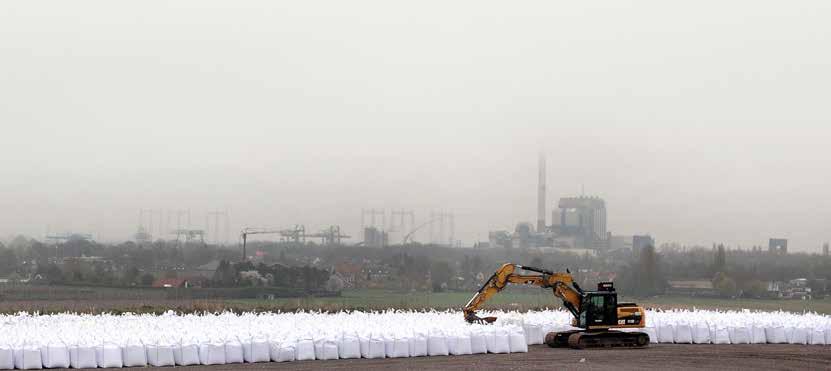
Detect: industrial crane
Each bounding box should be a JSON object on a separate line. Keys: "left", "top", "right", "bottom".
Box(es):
{"left": 463, "top": 263, "right": 649, "bottom": 349}
{"left": 239, "top": 228, "right": 283, "bottom": 261}
{"left": 239, "top": 226, "right": 351, "bottom": 261}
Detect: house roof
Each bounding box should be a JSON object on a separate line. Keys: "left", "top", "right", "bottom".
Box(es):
{"left": 668, "top": 280, "right": 714, "bottom": 289}
{"left": 152, "top": 278, "right": 188, "bottom": 288}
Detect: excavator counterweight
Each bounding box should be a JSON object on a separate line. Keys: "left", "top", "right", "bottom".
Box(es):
{"left": 463, "top": 263, "right": 649, "bottom": 349}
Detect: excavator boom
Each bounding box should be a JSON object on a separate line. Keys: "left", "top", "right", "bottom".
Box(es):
{"left": 462, "top": 263, "right": 650, "bottom": 349}
{"left": 464, "top": 263, "right": 582, "bottom": 323}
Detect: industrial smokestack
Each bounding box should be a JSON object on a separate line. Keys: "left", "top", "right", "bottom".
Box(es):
{"left": 537, "top": 152, "right": 546, "bottom": 232}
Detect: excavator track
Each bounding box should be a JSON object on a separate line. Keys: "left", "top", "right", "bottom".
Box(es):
{"left": 546, "top": 330, "right": 649, "bottom": 349}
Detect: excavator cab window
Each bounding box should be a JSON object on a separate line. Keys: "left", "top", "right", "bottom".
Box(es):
{"left": 580, "top": 293, "right": 618, "bottom": 328}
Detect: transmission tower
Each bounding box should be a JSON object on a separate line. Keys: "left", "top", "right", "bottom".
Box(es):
{"left": 206, "top": 209, "right": 230, "bottom": 246}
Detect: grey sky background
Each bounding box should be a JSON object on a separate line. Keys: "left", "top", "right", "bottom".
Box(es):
{"left": 1, "top": 1, "right": 829, "bottom": 250}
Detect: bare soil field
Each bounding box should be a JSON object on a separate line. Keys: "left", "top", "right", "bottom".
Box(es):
{"left": 125, "top": 344, "right": 830, "bottom": 371}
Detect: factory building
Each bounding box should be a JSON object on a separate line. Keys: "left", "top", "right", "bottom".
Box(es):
{"left": 485, "top": 153, "right": 646, "bottom": 251}
{"left": 552, "top": 196, "right": 608, "bottom": 249}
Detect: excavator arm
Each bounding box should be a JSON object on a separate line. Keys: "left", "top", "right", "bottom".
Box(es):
{"left": 463, "top": 263, "right": 584, "bottom": 324}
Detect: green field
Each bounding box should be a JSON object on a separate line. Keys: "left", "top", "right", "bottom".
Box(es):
{"left": 229, "top": 289, "right": 831, "bottom": 315}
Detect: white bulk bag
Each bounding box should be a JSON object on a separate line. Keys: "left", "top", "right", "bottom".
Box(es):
{"left": 487, "top": 328, "right": 511, "bottom": 354}
{"left": 643, "top": 327, "right": 659, "bottom": 344}
{"left": 368, "top": 336, "right": 386, "bottom": 359}
{"left": 787, "top": 327, "right": 809, "bottom": 345}
{"left": 272, "top": 341, "right": 296, "bottom": 363}
{"left": 242, "top": 338, "right": 271, "bottom": 363}
{"left": 314, "top": 338, "right": 339, "bottom": 360}
{"left": 224, "top": 339, "right": 244, "bottom": 364}
{"left": 173, "top": 342, "right": 200, "bottom": 366}
{"left": 711, "top": 326, "right": 730, "bottom": 344}
{"left": 469, "top": 330, "right": 488, "bottom": 354}
{"left": 751, "top": 325, "right": 767, "bottom": 344}
{"left": 692, "top": 324, "right": 710, "bottom": 344}
{"left": 658, "top": 324, "right": 674, "bottom": 343}
{"left": 0, "top": 345, "right": 13, "bottom": 370}
{"left": 382, "top": 335, "right": 397, "bottom": 359}
{"left": 122, "top": 340, "right": 147, "bottom": 367}
{"left": 13, "top": 345, "right": 42, "bottom": 370}
{"left": 295, "top": 338, "right": 316, "bottom": 361}
{"left": 427, "top": 330, "right": 449, "bottom": 356}
{"left": 728, "top": 327, "right": 751, "bottom": 344}
{"left": 69, "top": 345, "right": 97, "bottom": 369}
{"left": 339, "top": 333, "right": 361, "bottom": 359}
{"left": 359, "top": 335, "right": 369, "bottom": 358}
{"left": 523, "top": 324, "right": 544, "bottom": 345}
{"left": 390, "top": 338, "right": 410, "bottom": 358}
{"left": 199, "top": 342, "right": 226, "bottom": 365}
{"left": 810, "top": 328, "right": 826, "bottom": 345}
{"left": 450, "top": 334, "right": 472, "bottom": 356}
{"left": 446, "top": 335, "right": 458, "bottom": 355}
{"left": 41, "top": 342, "right": 70, "bottom": 369}
{"left": 95, "top": 343, "right": 123, "bottom": 368}
{"left": 408, "top": 332, "right": 428, "bottom": 357}
{"left": 509, "top": 328, "right": 528, "bottom": 353}
{"left": 146, "top": 344, "right": 175, "bottom": 367}
{"left": 765, "top": 326, "right": 787, "bottom": 344}
{"left": 674, "top": 324, "right": 693, "bottom": 344}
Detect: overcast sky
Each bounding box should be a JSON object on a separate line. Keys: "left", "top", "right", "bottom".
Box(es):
{"left": 1, "top": 1, "right": 829, "bottom": 250}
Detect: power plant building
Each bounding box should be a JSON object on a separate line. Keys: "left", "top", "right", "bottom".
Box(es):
{"left": 554, "top": 196, "right": 608, "bottom": 248}
{"left": 486, "top": 153, "right": 634, "bottom": 251}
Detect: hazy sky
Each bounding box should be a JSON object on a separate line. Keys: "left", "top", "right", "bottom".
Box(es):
{"left": 2, "top": 1, "right": 830, "bottom": 250}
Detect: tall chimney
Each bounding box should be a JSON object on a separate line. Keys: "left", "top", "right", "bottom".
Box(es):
{"left": 537, "top": 152, "right": 546, "bottom": 232}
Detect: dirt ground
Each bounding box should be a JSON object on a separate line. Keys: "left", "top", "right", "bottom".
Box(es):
{"left": 129, "top": 344, "right": 831, "bottom": 371}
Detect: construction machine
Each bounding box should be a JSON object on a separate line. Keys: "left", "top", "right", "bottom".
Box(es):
{"left": 463, "top": 263, "right": 649, "bottom": 349}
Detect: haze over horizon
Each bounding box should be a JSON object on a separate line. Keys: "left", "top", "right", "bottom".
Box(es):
{"left": 2, "top": 1, "right": 830, "bottom": 251}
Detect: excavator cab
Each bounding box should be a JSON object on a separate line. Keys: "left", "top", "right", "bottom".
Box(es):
{"left": 577, "top": 283, "right": 620, "bottom": 329}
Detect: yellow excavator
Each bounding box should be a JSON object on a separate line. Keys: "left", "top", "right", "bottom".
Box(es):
{"left": 463, "top": 263, "right": 650, "bottom": 349}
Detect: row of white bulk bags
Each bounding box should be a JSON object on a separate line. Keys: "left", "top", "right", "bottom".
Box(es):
{"left": 644, "top": 320, "right": 831, "bottom": 345}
